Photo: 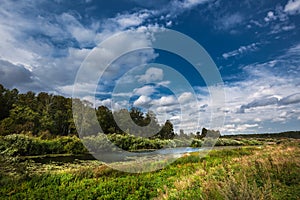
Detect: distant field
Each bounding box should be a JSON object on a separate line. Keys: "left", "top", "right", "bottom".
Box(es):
{"left": 221, "top": 131, "right": 300, "bottom": 139}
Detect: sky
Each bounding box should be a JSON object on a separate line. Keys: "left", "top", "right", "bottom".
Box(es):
{"left": 0, "top": 0, "right": 300, "bottom": 135}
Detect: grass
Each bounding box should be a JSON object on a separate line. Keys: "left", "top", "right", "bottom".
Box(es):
{"left": 0, "top": 139, "right": 299, "bottom": 199}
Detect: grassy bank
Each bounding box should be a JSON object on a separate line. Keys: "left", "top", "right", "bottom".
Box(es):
{"left": 0, "top": 140, "right": 299, "bottom": 199}
{"left": 0, "top": 133, "right": 270, "bottom": 157}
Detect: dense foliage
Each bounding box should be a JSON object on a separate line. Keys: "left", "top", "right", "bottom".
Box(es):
{"left": 0, "top": 134, "right": 87, "bottom": 156}
{"left": 0, "top": 84, "right": 175, "bottom": 139}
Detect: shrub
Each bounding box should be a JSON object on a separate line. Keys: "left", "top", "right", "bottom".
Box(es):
{"left": 191, "top": 139, "right": 203, "bottom": 147}
{"left": 0, "top": 134, "right": 88, "bottom": 156}
{"left": 0, "top": 134, "right": 40, "bottom": 156}
{"left": 63, "top": 136, "right": 87, "bottom": 154}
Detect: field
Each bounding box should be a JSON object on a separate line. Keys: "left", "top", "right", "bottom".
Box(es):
{"left": 1, "top": 138, "right": 299, "bottom": 199}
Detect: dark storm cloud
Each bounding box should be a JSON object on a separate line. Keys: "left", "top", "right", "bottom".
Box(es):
{"left": 0, "top": 59, "right": 33, "bottom": 88}
{"left": 239, "top": 93, "right": 300, "bottom": 113}
{"left": 279, "top": 93, "right": 300, "bottom": 105}
{"left": 238, "top": 97, "right": 279, "bottom": 113}
{"left": 0, "top": 59, "right": 48, "bottom": 92}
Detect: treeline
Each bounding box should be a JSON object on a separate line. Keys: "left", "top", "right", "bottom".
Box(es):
{"left": 0, "top": 84, "right": 174, "bottom": 139}
{"left": 221, "top": 131, "right": 300, "bottom": 139}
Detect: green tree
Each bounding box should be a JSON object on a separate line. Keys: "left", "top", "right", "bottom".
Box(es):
{"left": 0, "top": 84, "right": 18, "bottom": 120}
{"left": 96, "top": 105, "right": 116, "bottom": 134}
{"left": 155, "top": 120, "right": 175, "bottom": 139}
{"left": 6, "top": 104, "right": 39, "bottom": 134}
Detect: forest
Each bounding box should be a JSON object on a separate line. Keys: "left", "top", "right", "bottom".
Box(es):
{"left": 0, "top": 84, "right": 175, "bottom": 139}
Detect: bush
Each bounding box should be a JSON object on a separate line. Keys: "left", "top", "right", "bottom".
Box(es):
{"left": 63, "top": 136, "right": 87, "bottom": 154}
{"left": 0, "top": 134, "right": 43, "bottom": 156}
{"left": 0, "top": 134, "right": 87, "bottom": 156}
{"left": 191, "top": 139, "right": 203, "bottom": 147}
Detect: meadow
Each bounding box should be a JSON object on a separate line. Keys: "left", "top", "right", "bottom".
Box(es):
{"left": 1, "top": 138, "right": 299, "bottom": 199}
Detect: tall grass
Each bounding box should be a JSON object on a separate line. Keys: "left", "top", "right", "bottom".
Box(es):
{"left": 155, "top": 142, "right": 300, "bottom": 200}
{"left": 1, "top": 136, "right": 299, "bottom": 199}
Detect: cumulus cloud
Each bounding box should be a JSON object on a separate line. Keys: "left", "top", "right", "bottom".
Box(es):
{"left": 133, "top": 95, "right": 152, "bottom": 107}
{"left": 152, "top": 95, "right": 178, "bottom": 106}
{"left": 220, "top": 123, "right": 259, "bottom": 133}
{"left": 264, "top": 11, "right": 277, "bottom": 22}
{"left": 218, "top": 43, "right": 300, "bottom": 133}
{"left": 284, "top": 0, "right": 300, "bottom": 14}
{"left": 137, "top": 67, "right": 164, "bottom": 83}
{"left": 0, "top": 0, "right": 211, "bottom": 97}
{"left": 238, "top": 123, "right": 259, "bottom": 130}
{"left": 133, "top": 85, "right": 156, "bottom": 96}
{"left": 59, "top": 12, "right": 97, "bottom": 47}
{"left": 0, "top": 0, "right": 161, "bottom": 96}
{"left": 115, "top": 11, "right": 150, "bottom": 29}
{"left": 178, "top": 92, "right": 193, "bottom": 103}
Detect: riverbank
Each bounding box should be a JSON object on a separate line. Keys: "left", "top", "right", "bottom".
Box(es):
{"left": 1, "top": 139, "right": 299, "bottom": 199}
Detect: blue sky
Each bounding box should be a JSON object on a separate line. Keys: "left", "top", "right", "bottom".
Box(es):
{"left": 0, "top": 0, "right": 300, "bottom": 134}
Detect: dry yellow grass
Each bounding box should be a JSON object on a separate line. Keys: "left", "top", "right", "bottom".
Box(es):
{"left": 154, "top": 141, "right": 300, "bottom": 200}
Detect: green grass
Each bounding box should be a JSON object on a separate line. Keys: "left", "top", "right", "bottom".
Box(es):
{"left": 0, "top": 140, "right": 299, "bottom": 199}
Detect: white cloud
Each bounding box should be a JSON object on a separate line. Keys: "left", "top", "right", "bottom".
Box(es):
{"left": 93, "top": 59, "right": 300, "bottom": 134}
{"left": 133, "top": 95, "right": 152, "bottom": 107}
{"left": 152, "top": 95, "right": 178, "bottom": 106}
{"left": 59, "top": 28, "right": 159, "bottom": 96}
{"left": 264, "top": 11, "right": 277, "bottom": 22}
{"left": 115, "top": 11, "right": 150, "bottom": 29}
{"left": 221, "top": 123, "right": 258, "bottom": 133}
{"left": 0, "top": 0, "right": 212, "bottom": 94}
{"left": 249, "top": 6, "right": 292, "bottom": 35}
{"left": 0, "top": 0, "right": 160, "bottom": 94}
{"left": 177, "top": 0, "right": 210, "bottom": 9}
{"left": 217, "top": 43, "right": 300, "bottom": 134}
{"left": 281, "top": 25, "right": 296, "bottom": 31}
{"left": 59, "top": 12, "right": 97, "bottom": 47}
{"left": 59, "top": 82, "right": 97, "bottom": 97}
{"left": 219, "top": 59, "right": 300, "bottom": 133}
{"left": 284, "top": 0, "right": 300, "bottom": 14}
{"left": 166, "top": 21, "right": 172, "bottom": 27}
{"left": 178, "top": 92, "right": 193, "bottom": 103}
{"left": 137, "top": 67, "right": 164, "bottom": 83}
{"left": 288, "top": 43, "right": 300, "bottom": 54}
{"left": 222, "top": 43, "right": 259, "bottom": 59}
{"left": 133, "top": 85, "right": 156, "bottom": 96}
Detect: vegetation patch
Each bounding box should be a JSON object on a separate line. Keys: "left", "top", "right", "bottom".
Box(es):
{"left": 0, "top": 140, "right": 299, "bottom": 199}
